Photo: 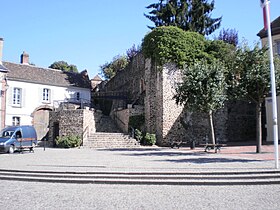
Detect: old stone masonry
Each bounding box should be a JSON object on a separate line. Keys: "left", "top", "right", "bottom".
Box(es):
{"left": 92, "top": 53, "right": 256, "bottom": 146}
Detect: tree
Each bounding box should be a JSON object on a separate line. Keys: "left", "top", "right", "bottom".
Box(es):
{"left": 206, "top": 40, "right": 236, "bottom": 65}
{"left": 174, "top": 60, "right": 227, "bottom": 144}
{"left": 217, "top": 28, "right": 239, "bottom": 47}
{"left": 234, "top": 44, "right": 280, "bottom": 153}
{"left": 145, "top": 0, "right": 222, "bottom": 35}
{"left": 49, "top": 61, "right": 78, "bottom": 73}
{"left": 100, "top": 55, "right": 129, "bottom": 80}
{"left": 126, "top": 44, "right": 140, "bottom": 62}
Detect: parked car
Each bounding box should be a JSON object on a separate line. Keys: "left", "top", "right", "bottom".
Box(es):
{"left": 0, "top": 125, "right": 38, "bottom": 153}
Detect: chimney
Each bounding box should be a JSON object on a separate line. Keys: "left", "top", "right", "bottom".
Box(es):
{"left": 20, "top": 51, "right": 29, "bottom": 64}
{"left": 0, "top": 38, "right": 3, "bottom": 65}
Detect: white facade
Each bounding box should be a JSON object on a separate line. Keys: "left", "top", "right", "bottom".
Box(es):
{"left": 5, "top": 80, "right": 91, "bottom": 126}
{"left": 265, "top": 96, "right": 280, "bottom": 142}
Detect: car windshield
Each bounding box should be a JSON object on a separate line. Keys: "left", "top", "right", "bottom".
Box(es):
{"left": 1, "top": 131, "right": 14, "bottom": 138}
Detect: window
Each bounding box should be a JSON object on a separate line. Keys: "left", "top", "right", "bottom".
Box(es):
{"left": 76, "top": 92, "right": 80, "bottom": 101}
{"left": 15, "top": 131, "right": 22, "bottom": 138}
{"left": 12, "top": 117, "right": 20, "bottom": 126}
{"left": 42, "top": 88, "right": 50, "bottom": 103}
{"left": 12, "top": 88, "right": 21, "bottom": 106}
{"left": 276, "top": 40, "right": 280, "bottom": 56}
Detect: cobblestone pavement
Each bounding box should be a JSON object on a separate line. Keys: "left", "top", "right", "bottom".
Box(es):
{"left": 212, "top": 144, "right": 280, "bottom": 161}
{"left": 0, "top": 144, "right": 279, "bottom": 172}
{"left": 0, "top": 180, "right": 279, "bottom": 210}
{"left": 0, "top": 144, "right": 280, "bottom": 209}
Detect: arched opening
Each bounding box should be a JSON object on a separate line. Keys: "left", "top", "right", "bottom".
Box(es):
{"left": 31, "top": 105, "right": 53, "bottom": 140}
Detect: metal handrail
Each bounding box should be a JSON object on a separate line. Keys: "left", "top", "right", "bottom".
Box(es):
{"left": 53, "top": 98, "right": 91, "bottom": 110}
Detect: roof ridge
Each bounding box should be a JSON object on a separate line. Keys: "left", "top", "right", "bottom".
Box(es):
{"left": 2, "top": 61, "right": 91, "bottom": 89}
{"left": 3, "top": 61, "right": 82, "bottom": 74}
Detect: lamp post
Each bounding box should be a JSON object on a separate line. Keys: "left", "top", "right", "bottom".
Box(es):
{"left": 261, "top": 0, "right": 279, "bottom": 169}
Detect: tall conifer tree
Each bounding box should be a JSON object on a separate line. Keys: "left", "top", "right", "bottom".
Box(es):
{"left": 145, "top": 0, "right": 221, "bottom": 35}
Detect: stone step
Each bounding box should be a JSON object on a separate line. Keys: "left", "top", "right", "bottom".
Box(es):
{"left": 89, "top": 133, "right": 130, "bottom": 137}
{"left": 84, "top": 132, "right": 139, "bottom": 148}
{"left": 86, "top": 139, "right": 136, "bottom": 143}
{"left": 84, "top": 143, "right": 140, "bottom": 148}
{"left": 1, "top": 169, "right": 280, "bottom": 185}
{"left": 85, "top": 139, "right": 138, "bottom": 144}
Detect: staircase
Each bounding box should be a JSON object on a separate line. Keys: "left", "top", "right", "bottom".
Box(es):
{"left": 84, "top": 115, "right": 140, "bottom": 149}
{"left": 84, "top": 132, "right": 140, "bottom": 148}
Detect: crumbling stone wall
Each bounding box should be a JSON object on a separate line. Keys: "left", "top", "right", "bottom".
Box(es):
{"left": 144, "top": 59, "right": 158, "bottom": 135}
{"left": 102, "top": 53, "right": 146, "bottom": 110}
{"left": 49, "top": 109, "right": 83, "bottom": 146}
{"left": 111, "top": 105, "right": 145, "bottom": 133}
{"left": 97, "top": 53, "right": 257, "bottom": 146}
{"left": 49, "top": 108, "right": 100, "bottom": 146}
{"left": 144, "top": 62, "right": 229, "bottom": 146}
{"left": 145, "top": 62, "right": 186, "bottom": 146}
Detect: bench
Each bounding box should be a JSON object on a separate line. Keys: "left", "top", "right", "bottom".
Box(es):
{"left": 170, "top": 140, "right": 196, "bottom": 149}
{"left": 200, "top": 144, "right": 226, "bottom": 153}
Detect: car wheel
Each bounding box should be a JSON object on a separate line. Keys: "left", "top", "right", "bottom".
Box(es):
{"left": 8, "top": 145, "right": 15, "bottom": 154}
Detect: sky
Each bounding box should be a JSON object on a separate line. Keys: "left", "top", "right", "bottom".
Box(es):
{"left": 1, "top": 0, "right": 280, "bottom": 79}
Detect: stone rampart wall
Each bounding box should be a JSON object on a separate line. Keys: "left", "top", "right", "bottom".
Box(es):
{"left": 112, "top": 109, "right": 129, "bottom": 133}
{"left": 103, "top": 53, "right": 146, "bottom": 105}
{"left": 111, "top": 105, "right": 145, "bottom": 133}
{"left": 99, "top": 54, "right": 257, "bottom": 146}
{"left": 161, "top": 64, "right": 185, "bottom": 145}
{"left": 144, "top": 59, "right": 158, "bottom": 135}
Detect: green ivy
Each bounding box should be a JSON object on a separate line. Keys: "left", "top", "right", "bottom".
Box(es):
{"left": 129, "top": 114, "right": 145, "bottom": 130}
{"left": 142, "top": 26, "right": 208, "bottom": 68}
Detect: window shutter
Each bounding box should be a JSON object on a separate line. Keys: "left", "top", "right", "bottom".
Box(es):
{"left": 21, "top": 88, "right": 25, "bottom": 107}
{"left": 7, "top": 87, "right": 13, "bottom": 106}
{"left": 49, "top": 88, "right": 52, "bottom": 103}
{"left": 39, "top": 87, "right": 43, "bottom": 103}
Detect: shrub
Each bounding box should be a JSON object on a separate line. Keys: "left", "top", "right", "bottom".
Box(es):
{"left": 55, "top": 135, "right": 82, "bottom": 148}
{"left": 134, "top": 129, "right": 143, "bottom": 142}
{"left": 144, "top": 133, "right": 156, "bottom": 146}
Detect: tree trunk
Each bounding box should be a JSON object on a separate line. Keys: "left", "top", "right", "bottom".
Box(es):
{"left": 256, "top": 103, "right": 262, "bottom": 153}
{"left": 208, "top": 110, "right": 216, "bottom": 145}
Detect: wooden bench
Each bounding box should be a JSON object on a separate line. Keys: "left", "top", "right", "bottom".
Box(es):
{"left": 200, "top": 144, "right": 226, "bottom": 153}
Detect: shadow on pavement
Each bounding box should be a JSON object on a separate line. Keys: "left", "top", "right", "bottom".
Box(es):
{"left": 98, "top": 148, "right": 163, "bottom": 152}
{"left": 119, "top": 151, "right": 208, "bottom": 157}
{"left": 159, "top": 157, "right": 262, "bottom": 164}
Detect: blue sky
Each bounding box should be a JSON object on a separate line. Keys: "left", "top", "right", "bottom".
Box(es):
{"left": 1, "top": 0, "right": 279, "bottom": 78}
